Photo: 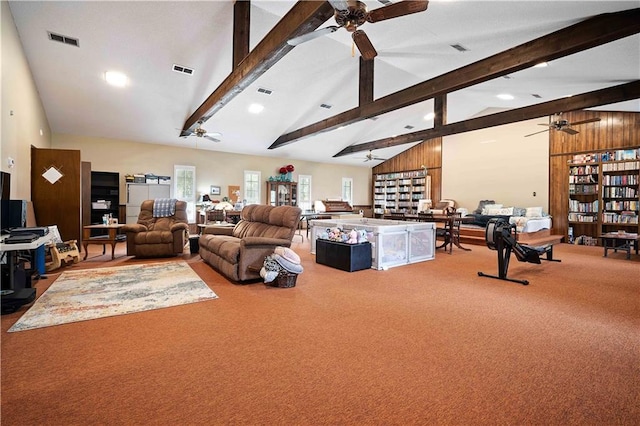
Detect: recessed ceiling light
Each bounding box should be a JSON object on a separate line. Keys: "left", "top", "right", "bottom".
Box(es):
{"left": 248, "top": 103, "right": 264, "bottom": 114}
{"left": 534, "top": 62, "right": 548, "bottom": 68}
{"left": 423, "top": 112, "right": 435, "bottom": 120}
{"left": 105, "top": 71, "right": 127, "bottom": 87}
{"left": 497, "top": 93, "right": 514, "bottom": 100}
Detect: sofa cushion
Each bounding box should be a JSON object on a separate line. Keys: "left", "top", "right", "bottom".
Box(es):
{"left": 199, "top": 235, "right": 241, "bottom": 264}
{"left": 233, "top": 205, "right": 299, "bottom": 240}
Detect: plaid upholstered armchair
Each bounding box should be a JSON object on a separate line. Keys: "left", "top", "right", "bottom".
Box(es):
{"left": 121, "top": 199, "right": 189, "bottom": 257}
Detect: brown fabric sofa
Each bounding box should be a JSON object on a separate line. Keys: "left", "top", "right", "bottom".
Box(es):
{"left": 121, "top": 199, "right": 189, "bottom": 257}
{"left": 199, "top": 204, "right": 301, "bottom": 283}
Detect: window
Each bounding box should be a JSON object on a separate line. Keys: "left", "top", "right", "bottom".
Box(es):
{"left": 298, "top": 174, "right": 312, "bottom": 211}
{"left": 342, "top": 177, "right": 353, "bottom": 204}
{"left": 174, "top": 165, "right": 196, "bottom": 222}
{"left": 244, "top": 170, "right": 261, "bottom": 205}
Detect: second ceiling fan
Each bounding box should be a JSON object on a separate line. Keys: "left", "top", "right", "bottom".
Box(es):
{"left": 525, "top": 113, "right": 601, "bottom": 137}
{"left": 287, "top": 1, "right": 429, "bottom": 60}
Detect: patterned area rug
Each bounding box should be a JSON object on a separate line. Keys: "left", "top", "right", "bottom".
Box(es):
{"left": 8, "top": 261, "right": 218, "bottom": 332}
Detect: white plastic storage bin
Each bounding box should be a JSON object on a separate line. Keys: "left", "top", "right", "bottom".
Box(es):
{"left": 309, "top": 218, "right": 435, "bottom": 270}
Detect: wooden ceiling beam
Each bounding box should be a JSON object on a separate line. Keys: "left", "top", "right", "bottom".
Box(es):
{"left": 232, "top": 1, "right": 251, "bottom": 68}
{"left": 181, "top": 1, "right": 335, "bottom": 136}
{"left": 270, "top": 7, "right": 640, "bottom": 149}
{"left": 334, "top": 80, "right": 640, "bottom": 156}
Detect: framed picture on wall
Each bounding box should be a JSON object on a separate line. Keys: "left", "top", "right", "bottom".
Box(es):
{"left": 210, "top": 185, "right": 221, "bottom": 196}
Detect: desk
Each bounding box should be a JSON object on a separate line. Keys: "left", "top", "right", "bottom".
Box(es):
{"left": 82, "top": 224, "right": 125, "bottom": 260}
{"left": 599, "top": 232, "right": 639, "bottom": 260}
{"left": 0, "top": 233, "right": 53, "bottom": 292}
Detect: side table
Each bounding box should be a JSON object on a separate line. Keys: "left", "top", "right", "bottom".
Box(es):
{"left": 82, "top": 224, "right": 126, "bottom": 260}
{"left": 599, "top": 232, "right": 639, "bottom": 260}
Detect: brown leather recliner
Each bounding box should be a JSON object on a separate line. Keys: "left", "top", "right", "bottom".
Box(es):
{"left": 121, "top": 199, "right": 189, "bottom": 257}
{"left": 199, "top": 204, "right": 301, "bottom": 283}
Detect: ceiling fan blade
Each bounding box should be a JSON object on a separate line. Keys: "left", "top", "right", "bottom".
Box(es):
{"left": 204, "top": 135, "right": 221, "bottom": 142}
{"left": 568, "top": 118, "right": 601, "bottom": 126}
{"left": 561, "top": 127, "right": 579, "bottom": 135}
{"left": 367, "top": 0, "right": 429, "bottom": 23}
{"left": 288, "top": 26, "right": 341, "bottom": 46}
{"left": 328, "top": 0, "right": 350, "bottom": 11}
{"left": 537, "top": 123, "right": 553, "bottom": 127}
{"left": 524, "top": 129, "right": 550, "bottom": 137}
{"left": 352, "top": 30, "right": 377, "bottom": 60}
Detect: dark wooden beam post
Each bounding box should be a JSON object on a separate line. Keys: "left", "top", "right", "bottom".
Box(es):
{"left": 233, "top": 0, "right": 251, "bottom": 68}
{"left": 182, "top": 1, "right": 334, "bottom": 136}
{"left": 270, "top": 8, "right": 640, "bottom": 149}
{"left": 359, "top": 57, "right": 374, "bottom": 106}
{"left": 433, "top": 95, "right": 446, "bottom": 128}
{"left": 334, "top": 80, "right": 640, "bottom": 156}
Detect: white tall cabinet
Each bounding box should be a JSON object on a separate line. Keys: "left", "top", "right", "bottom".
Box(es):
{"left": 126, "top": 183, "right": 171, "bottom": 224}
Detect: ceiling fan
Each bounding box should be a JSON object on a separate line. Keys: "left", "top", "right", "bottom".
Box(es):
{"left": 524, "top": 113, "right": 601, "bottom": 137}
{"left": 363, "top": 150, "right": 387, "bottom": 162}
{"left": 180, "top": 121, "right": 222, "bottom": 142}
{"left": 287, "top": 0, "right": 429, "bottom": 60}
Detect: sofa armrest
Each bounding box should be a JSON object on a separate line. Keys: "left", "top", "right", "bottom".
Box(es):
{"left": 121, "top": 223, "right": 147, "bottom": 233}
{"left": 170, "top": 223, "right": 189, "bottom": 232}
{"left": 202, "top": 226, "right": 234, "bottom": 236}
{"left": 241, "top": 236, "right": 292, "bottom": 247}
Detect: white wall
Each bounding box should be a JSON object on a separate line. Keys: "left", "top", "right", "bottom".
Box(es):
{"left": 1, "top": 2, "right": 52, "bottom": 199}
{"left": 52, "top": 134, "right": 372, "bottom": 207}
{"left": 442, "top": 119, "right": 549, "bottom": 212}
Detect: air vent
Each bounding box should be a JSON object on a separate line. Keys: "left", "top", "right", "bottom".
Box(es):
{"left": 172, "top": 64, "right": 194, "bottom": 75}
{"left": 503, "top": 75, "right": 512, "bottom": 79}
{"left": 320, "top": 103, "right": 332, "bottom": 109}
{"left": 48, "top": 31, "right": 79, "bottom": 47}
{"left": 404, "top": 125, "right": 414, "bottom": 130}
{"left": 257, "top": 87, "right": 273, "bottom": 95}
{"left": 531, "top": 93, "right": 542, "bottom": 98}
{"left": 450, "top": 44, "right": 468, "bottom": 52}
{"left": 369, "top": 116, "right": 379, "bottom": 121}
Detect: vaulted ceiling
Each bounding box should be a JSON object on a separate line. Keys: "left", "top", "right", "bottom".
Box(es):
{"left": 9, "top": 1, "right": 640, "bottom": 167}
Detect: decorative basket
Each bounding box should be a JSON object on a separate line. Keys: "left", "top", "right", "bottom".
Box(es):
{"left": 268, "top": 270, "right": 297, "bottom": 288}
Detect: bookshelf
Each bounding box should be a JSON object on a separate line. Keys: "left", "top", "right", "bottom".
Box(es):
{"left": 373, "top": 170, "right": 430, "bottom": 216}
{"left": 567, "top": 148, "right": 639, "bottom": 243}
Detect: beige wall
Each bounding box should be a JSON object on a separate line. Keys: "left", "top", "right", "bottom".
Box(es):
{"left": 1, "top": 2, "right": 52, "bottom": 199}
{"left": 442, "top": 119, "right": 549, "bottom": 212}
{"left": 52, "top": 134, "right": 372, "bottom": 207}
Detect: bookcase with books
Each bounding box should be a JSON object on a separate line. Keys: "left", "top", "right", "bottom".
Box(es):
{"left": 373, "top": 170, "right": 430, "bottom": 216}
{"left": 567, "top": 148, "right": 639, "bottom": 244}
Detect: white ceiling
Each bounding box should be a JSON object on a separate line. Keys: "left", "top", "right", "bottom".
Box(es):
{"left": 9, "top": 0, "right": 640, "bottom": 167}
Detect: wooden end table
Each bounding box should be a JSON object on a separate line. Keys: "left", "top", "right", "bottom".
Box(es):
{"left": 599, "top": 232, "right": 639, "bottom": 260}
{"left": 82, "top": 224, "right": 125, "bottom": 260}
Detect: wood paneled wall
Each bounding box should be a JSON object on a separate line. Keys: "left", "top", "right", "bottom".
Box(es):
{"left": 549, "top": 110, "right": 640, "bottom": 238}
{"left": 372, "top": 110, "right": 639, "bottom": 238}
{"left": 372, "top": 138, "right": 443, "bottom": 202}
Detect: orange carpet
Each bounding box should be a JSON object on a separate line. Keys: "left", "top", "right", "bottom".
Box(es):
{"left": 1, "top": 239, "right": 638, "bottom": 425}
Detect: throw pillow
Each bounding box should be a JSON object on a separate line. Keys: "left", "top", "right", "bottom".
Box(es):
{"left": 481, "top": 204, "right": 503, "bottom": 215}
{"left": 513, "top": 207, "right": 526, "bottom": 217}
{"left": 526, "top": 207, "right": 543, "bottom": 218}
{"left": 474, "top": 200, "right": 495, "bottom": 215}
{"left": 486, "top": 207, "right": 514, "bottom": 216}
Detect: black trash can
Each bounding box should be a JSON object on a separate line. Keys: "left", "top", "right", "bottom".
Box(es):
{"left": 189, "top": 235, "right": 200, "bottom": 254}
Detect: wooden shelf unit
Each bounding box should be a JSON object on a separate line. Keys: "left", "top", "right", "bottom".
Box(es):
{"left": 567, "top": 149, "right": 639, "bottom": 243}
{"left": 373, "top": 170, "right": 430, "bottom": 216}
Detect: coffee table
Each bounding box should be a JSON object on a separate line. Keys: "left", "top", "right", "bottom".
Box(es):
{"left": 82, "top": 224, "right": 125, "bottom": 260}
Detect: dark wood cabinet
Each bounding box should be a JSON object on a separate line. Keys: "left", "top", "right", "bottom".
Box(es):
{"left": 266, "top": 181, "right": 297, "bottom": 206}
